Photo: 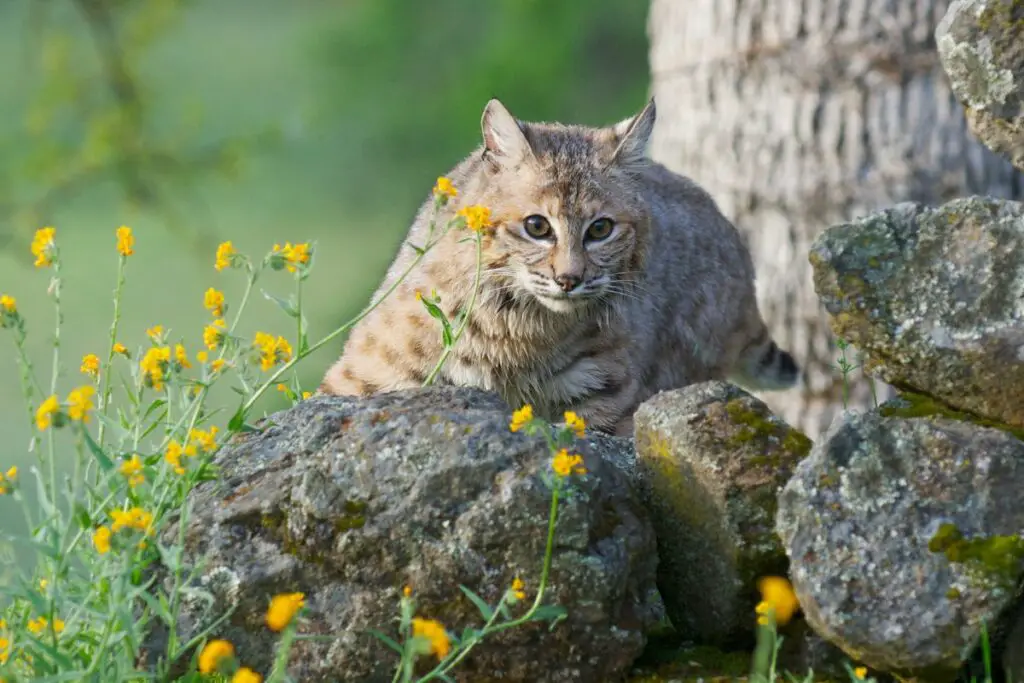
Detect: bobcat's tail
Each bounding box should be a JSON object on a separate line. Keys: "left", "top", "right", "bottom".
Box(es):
{"left": 730, "top": 324, "right": 800, "bottom": 391}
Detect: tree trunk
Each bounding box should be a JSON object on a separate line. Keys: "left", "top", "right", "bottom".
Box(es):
{"left": 647, "top": 0, "right": 1024, "bottom": 439}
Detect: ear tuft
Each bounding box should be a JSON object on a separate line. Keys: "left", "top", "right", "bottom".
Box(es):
{"left": 610, "top": 98, "right": 656, "bottom": 167}
{"left": 481, "top": 99, "right": 533, "bottom": 164}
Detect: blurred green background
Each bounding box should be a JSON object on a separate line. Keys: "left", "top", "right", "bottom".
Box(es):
{"left": 0, "top": 0, "right": 650, "bottom": 541}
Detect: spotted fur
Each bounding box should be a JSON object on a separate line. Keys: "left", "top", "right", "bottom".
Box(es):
{"left": 320, "top": 99, "right": 798, "bottom": 434}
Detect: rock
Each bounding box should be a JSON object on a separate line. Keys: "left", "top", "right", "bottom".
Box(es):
{"left": 998, "top": 602, "right": 1024, "bottom": 682}
{"left": 777, "top": 410, "right": 1024, "bottom": 679}
{"left": 633, "top": 381, "right": 812, "bottom": 647}
{"left": 775, "top": 619, "right": 860, "bottom": 681}
{"left": 809, "top": 197, "right": 1024, "bottom": 429}
{"left": 170, "top": 387, "right": 663, "bottom": 682}
{"left": 937, "top": 0, "right": 1024, "bottom": 171}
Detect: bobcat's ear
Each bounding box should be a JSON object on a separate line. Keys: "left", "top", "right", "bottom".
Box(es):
{"left": 610, "top": 98, "right": 656, "bottom": 168}
{"left": 481, "top": 99, "right": 533, "bottom": 166}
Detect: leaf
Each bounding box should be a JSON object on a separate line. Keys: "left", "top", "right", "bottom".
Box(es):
{"left": 366, "top": 628, "right": 403, "bottom": 654}
{"left": 82, "top": 428, "right": 115, "bottom": 471}
{"left": 142, "top": 398, "right": 168, "bottom": 421}
{"left": 33, "top": 468, "right": 56, "bottom": 520}
{"left": 458, "top": 584, "right": 494, "bottom": 621}
{"left": 228, "top": 403, "right": 247, "bottom": 432}
{"left": 73, "top": 502, "right": 92, "bottom": 530}
{"left": 137, "top": 588, "right": 174, "bottom": 626}
{"left": 528, "top": 604, "right": 568, "bottom": 624}
{"left": 93, "top": 411, "right": 130, "bottom": 442}
{"left": 262, "top": 290, "right": 299, "bottom": 318}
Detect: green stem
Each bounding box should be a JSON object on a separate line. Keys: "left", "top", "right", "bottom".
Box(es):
{"left": 419, "top": 486, "right": 561, "bottom": 681}
{"left": 46, "top": 259, "right": 63, "bottom": 513}
{"left": 10, "top": 325, "right": 43, "bottom": 432}
{"left": 296, "top": 273, "right": 304, "bottom": 354}
{"left": 239, "top": 220, "right": 454, "bottom": 419}
{"left": 97, "top": 254, "right": 126, "bottom": 445}
{"left": 422, "top": 232, "right": 483, "bottom": 387}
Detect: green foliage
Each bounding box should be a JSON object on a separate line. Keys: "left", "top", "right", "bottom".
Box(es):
{"left": 0, "top": 181, "right": 582, "bottom": 681}
{"left": 314, "top": 0, "right": 651, "bottom": 207}
{"left": 1, "top": 0, "right": 277, "bottom": 257}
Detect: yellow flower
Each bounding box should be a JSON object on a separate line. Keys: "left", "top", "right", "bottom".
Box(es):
{"left": 854, "top": 667, "right": 868, "bottom": 680}
{"left": 174, "top": 344, "right": 191, "bottom": 369}
{"left": 433, "top": 176, "right": 457, "bottom": 200}
{"left": 0, "top": 635, "right": 9, "bottom": 664}
{"left": 302, "top": 391, "right": 312, "bottom": 400}
{"left": 67, "top": 385, "right": 96, "bottom": 422}
{"left": 411, "top": 617, "right": 451, "bottom": 660}
{"left": 110, "top": 507, "right": 153, "bottom": 533}
{"left": 116, "top": 226, "right": 134, "bottom": 257}
{"left": 31, "top": 226, "right": 56, "bottom": 268}
{"left": 284, "top": 242, "right": 311, "bottom": 271}
{"left": 36, "top": 394, "right": 61, "bottom": 430}
{"left": 204, "top": 318, "right": 227, "bottom": 350}
{"left": 210, "top": 358, "right": 227, "bottom": 373}
{"left": 0, "top": 466, "right": 16, "bottom": 496}
{"left": 198, "top": 639, "right": 235, "bottom": 673}
{"left": 204, "top": 288, "right": 225, "bottom": 317}
{"left": 146, "top": 325, "right": 164, "bottom": 341}
{"left": 254, "top": 332, "right": 292, "bottom": 371}
{"left": 457, "top": 205, "right": 492, "bottom": 232}
{"left": 403, "top": 585, "right": 412, "bottom": 598}
{"left": 271, "top": 242, "right": 312, "bottom": 273}
{"left": 113, "top": 342, "right": 128, "bottom": 356}
{"left": 563, "top": 411, "right": 586, "bottom": 438}
{"left": 511, "top": 576, "right": 526, "bottom": 600}
{"left": 165, "top": 440, "right": 186, "bottom": 475}
{"left": 39, "top": 579, "right": 48, "bottom": 590}
{"left": 93, "top": 526, "right": 112, "bottom": 554}
{"left": 189, "top": 426, "right": 219, "bottom": 453}
{"left": 81, "top": 353, "right": 101, "bottom": 377}
{"left": 509, "top": 404, "right": 533, "bottom": 432}
{"left": 0, "top": 295, "right": 15, "bottom": 313}
{"left": 756, "top": 575, "right": 799, "bottom": 626}
{"left": 276, "top": 383, "right": 288, "bottom": 393}
{"left": 215, "top": 241, "right": 236, "bottom": 271}
{"left": 196, "top": 350, "right": 209, "bottom": 363}
{"left": 119, "top": 454, "right": 145, "bottom": 488}
{"left": 552, "top": 449, "right": 586, "bottom": 477}
{"left": 26, "top": 616, "right": 62, "bottom": 635}
{"left": 140, "top": 346, "right": 171, "bottom": 390}
{"left": 265, "top": 592, "right": 305, "bottom": 632}
{"left": 233, "top": 667, "right": 263, "bottom": 683}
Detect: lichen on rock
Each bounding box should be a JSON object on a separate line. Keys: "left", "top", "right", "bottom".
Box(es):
{"left": 810, "top": 196, "right": 1024, "bottom": 429}
{"left": 777, "top": 409, "right": 1024, "bottom": 679}
{"left": 633, "top": 381, "right": 810, "bottom": 648}
{"left": 937, "top": 0, "right": 1024, "bottom": 170}
{"left": 164, "top": 387, "right": 663, "bottom": 683}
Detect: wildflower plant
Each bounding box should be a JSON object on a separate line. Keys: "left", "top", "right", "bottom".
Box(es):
{"left": 0, "top": 177, "right": 573, "bottom": 682}
{"left": 371, "top": 406, "right": 584, "bottom": 682}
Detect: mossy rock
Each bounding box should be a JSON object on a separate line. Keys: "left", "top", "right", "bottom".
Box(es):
{"left": 633, "top": 381, "right": 811, "bottom": 648}
{"left": 810, "top": 197, "right": 1024, "bottom": 427}
{"left": 777, "top": 409, "right": 1024, "bottom": 679}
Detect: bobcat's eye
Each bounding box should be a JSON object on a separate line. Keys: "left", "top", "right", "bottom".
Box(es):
{"left": 523, "top": 215, "right": 553, "bottom": 239}
{"left": 586, "top": 218, "right": 615, "bottom": 241}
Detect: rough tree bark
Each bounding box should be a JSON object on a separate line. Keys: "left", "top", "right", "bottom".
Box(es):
{"left": 647, "top": 0, "right": 1024, "bottom": 439}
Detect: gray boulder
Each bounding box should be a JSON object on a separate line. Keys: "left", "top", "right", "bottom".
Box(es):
{"left": 777, "top": 410, "right": 1024, "bottom": 679}
{"left": 172, "top": 387, "right": 663, "bottom": 682}
{"left": 810, "top": 197, "right": 1024, "bottom": 429}
{"left": 937, "top": 0, "right": 1024, "bottom": 171}
{"left": 633, "top": 381, "right": 812, "bottom": 647}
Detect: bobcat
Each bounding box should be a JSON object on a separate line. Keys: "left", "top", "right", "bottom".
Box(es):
{"left": 320, "top": 98, "right": 798, "bottom": 435}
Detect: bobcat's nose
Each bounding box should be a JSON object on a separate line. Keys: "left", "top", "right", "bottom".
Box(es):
{"left": 554, "top": 274, "right": 582, "bottom": 292}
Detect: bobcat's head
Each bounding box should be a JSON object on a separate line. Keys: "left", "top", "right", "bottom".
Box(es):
{"left": 463, "top": 99, "right": 655, "bottom": 314}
